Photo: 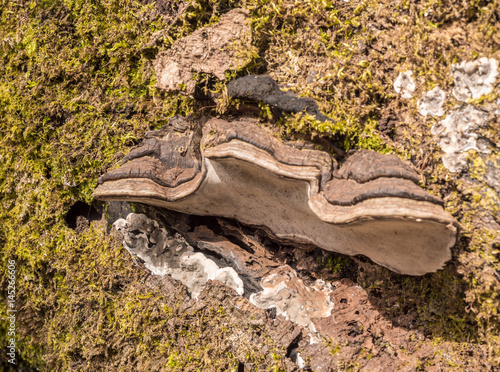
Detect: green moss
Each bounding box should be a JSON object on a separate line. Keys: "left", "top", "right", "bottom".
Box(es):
{"left": 0, "top": 0, "right": 287, "bottom": 370}
{"left": 326, "top": 339, "right": 342, "bottom": 356}
{"left": 316, "top": 253, "right": 352, "bottom": 276}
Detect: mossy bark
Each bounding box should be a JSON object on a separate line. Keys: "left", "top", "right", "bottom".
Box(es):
{"left": 1, "top": 0, "right": 499, "bottom": 370}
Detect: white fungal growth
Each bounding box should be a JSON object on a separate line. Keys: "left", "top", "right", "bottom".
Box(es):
{"left": 452, "top": 57, "right": 498, "bottom": 102}
{"left": 114, "top": 213, "right": 244, "bottom": 298}
{"left": 394, "top": 71, "right": 416, "bottom": 99}
{"left": 431, "top": 105, "right": 489, "bottom": 172}
{"left": 249, "top": 266, "right": 334, "bottom": 342}
{"left": 418, "top": 87, "right": 446, "bottom": 117}
{"left": 114, "top": 215, "right": 337, "bottom": 342}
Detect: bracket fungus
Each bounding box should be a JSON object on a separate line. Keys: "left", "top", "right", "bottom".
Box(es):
{"left": 95, "top": 118, "right": 458, "bottom": 275}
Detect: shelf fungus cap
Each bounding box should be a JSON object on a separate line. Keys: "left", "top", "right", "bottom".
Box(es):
{"left": 94, "top": 117, "right": 459, "bottom": 275}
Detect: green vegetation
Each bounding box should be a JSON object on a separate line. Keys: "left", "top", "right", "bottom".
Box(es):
{"left": 1, "top": 0, "right": 499, "bottom": 369}
{"left": 0, "top": 0, "right": 285, "bottom": 369}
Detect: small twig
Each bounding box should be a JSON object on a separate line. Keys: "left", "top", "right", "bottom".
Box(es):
{"left": 199, "top": 105, "right": 217, "bottom": 110}
{"left": 420, "top": 152, "right": 431, "bottom": 170}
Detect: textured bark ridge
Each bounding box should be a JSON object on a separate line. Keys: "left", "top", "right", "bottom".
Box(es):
{"left": 153, "top": 8, "right": 251, "bottom": 94}
{"left": 94, "top": 117, "right": 458, "bottom": 275}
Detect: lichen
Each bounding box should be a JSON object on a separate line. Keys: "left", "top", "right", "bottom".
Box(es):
{"left": 394, "top": 71, "right": 416, "bottom": 99}
{"left": 418, "top": 86, "right": 446, "bottom": 117}
{"left": 452, "top": 57, "right": 499, "bottom": 102}
{"left": 431, "top": 105, "right": 489, "bottom": 172}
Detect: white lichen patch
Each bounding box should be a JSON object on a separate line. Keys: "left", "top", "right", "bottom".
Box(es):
{"left": 249, "top": 266, "right": 334, "bottom": 342}
{"left": 452, "top": 57, "right": 498, "bottom": 102}
{"left": 114, "top": 213, "right": 244, "bottom": 298}
{"left": 394, "top": 71, "right": 416, "bottom": 99}
{"left": 431, "top": 105, "right": 489, "bottom": 172}
{"left": 418, "top": 87, "right": 446, "bottom": 117}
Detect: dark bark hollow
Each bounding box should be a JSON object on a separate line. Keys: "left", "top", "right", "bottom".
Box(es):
{"left": 94, "top": 117, "right": 458, "bottom": 275}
